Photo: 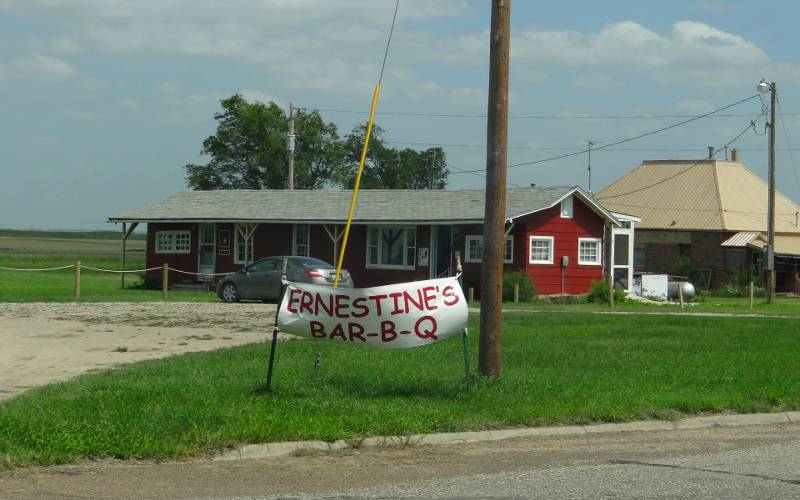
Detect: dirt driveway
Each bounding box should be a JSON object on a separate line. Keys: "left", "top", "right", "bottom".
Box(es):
{"left": 0, "top": 302, "right": 280, "bottom": 401}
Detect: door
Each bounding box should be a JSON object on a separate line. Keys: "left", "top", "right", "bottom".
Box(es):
{"left": 241, "top": 257, "right": 282, "bottom": 299}
{"left": 435, "top": 225, "right": 453, "bottom": 277}
{"left": 198, "top": 224, "right": 216, "bottom": 281}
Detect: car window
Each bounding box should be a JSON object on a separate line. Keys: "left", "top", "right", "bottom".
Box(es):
{"left": 291, "top": 257, "right": 332, "bottom": 268}
{"left": 248, "top": 258, "right": 280, "bottom": 273}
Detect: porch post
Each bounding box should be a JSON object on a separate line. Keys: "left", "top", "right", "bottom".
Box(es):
{"left": 605, "top": 223, "right": 614, "bottom": 307}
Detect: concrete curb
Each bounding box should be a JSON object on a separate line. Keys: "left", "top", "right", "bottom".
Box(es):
{"left": 214, "top": 411, "right": 800, "bottom": 462}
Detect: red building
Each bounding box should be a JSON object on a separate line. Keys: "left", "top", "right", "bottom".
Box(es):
{"left": 109, "top": 187, "right": 632, "bottom": 296}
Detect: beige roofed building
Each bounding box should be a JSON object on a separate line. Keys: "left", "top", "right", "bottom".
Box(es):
{"left": 597, "top": 154, "right": 800, "bottom": 293}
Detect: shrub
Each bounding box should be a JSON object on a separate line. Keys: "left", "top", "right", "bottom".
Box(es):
{"left": 587, "top": 279, "right": 625, "bottom": 304}
{"left": 502, "top": 271, "right": 537, "bottom": 302}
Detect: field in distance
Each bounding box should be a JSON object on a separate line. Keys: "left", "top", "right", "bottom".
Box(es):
{"left": 0, "top": 228, "right": 145, "bottom": 257}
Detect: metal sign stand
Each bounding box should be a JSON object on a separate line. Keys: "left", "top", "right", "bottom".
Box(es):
{"left": 266, "top": 258, "right": 289, "bottom": 392}
{"left": 456, "top": 256, "right": 472, "bottom": 395}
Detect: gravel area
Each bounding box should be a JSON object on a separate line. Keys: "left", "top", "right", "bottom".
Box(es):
{"left": 0, "top": 301, "right": 282, "bottom": 401}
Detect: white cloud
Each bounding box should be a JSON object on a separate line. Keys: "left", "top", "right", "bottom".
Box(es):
{"left": 0, "top": 53, "right": 79, "bottom": 83}
{"left": 512, "top": 20, "right": 782, "bottom": 87}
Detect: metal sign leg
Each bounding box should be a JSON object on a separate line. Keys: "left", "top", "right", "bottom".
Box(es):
{"left": 266, "top": 261, "right": 288, "bottom": 393}
{"left": 462, "top": 327, "right": 471, "bottom": 395}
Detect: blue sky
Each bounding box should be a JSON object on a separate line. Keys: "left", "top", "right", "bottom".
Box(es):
{"left": 1, "top": 0, "right": 799, "bottom": 229}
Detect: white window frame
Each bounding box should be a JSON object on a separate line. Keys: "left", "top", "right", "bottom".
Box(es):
{"left": 529, "top": 235, "right": 554, "bottom": 265}
{"left": 155, "top": 230, "right": 191, "bottom": 254}
{"left": 366, "top": 226, "right": 417, "bottom": 270}
{"left": 292, "top": 224, "right": 310, "bottom": 257}
{"left": 578, "top": 237, "right": 602, "bottom": 266}
{"left": 560, "top": 195, "right": 573, "bottom": 219}
{"left": 464, "top": 235, "right": 513, "bottom": 264}
{"left": 234, "top": 223, "right": 257, "bottom": 265}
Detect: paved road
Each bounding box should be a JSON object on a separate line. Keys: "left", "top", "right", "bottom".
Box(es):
{"left": 2, "top": 423, "right": 799, "bottom": 498}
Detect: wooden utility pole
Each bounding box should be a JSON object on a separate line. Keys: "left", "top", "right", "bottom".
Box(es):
{"left": 287, "top": 103, "right": 295, "bottom": 190}
{"left": 479, "top": 0, "right": 510, "bottom": 379}
{"left": 766, "top": 83, "right": 777, "bottom": 303}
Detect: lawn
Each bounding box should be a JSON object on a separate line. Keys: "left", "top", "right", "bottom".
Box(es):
{"left": 0, "top": 255, "right": 216, "bottom": 302}
{"left": 476, "top": 295, "right": 800, "bottom": 316}
{"left": 2, "top": 312, "right": 799, "bottom": 467}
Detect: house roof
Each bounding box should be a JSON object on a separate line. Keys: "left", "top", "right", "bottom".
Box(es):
{"left": 109, "top": 186, "right": 620, "bottom": 226}
{"left": 596, "top": 160, "right": 800, "bottom": 233}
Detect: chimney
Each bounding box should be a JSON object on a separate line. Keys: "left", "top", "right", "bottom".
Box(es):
{"left": 708, "top": 146, "right": 715, "bottom": 159}
{"left": 731, "top": 148, "right": 740, "bottom": 162}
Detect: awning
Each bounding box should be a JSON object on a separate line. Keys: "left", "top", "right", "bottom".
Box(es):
{"left": 721, "top": 231, "right": 759, "bottom": 248}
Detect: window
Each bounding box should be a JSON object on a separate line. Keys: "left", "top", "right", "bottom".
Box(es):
{"left": 560, "top": 195, "right": 573, "bottom": 218}
{"left": 248, "top": 257, "right": 281, "bottom": 273}
{"left": 529, "top": 235, "right": 554, "bottom": 264}
{"left": 464, "top": 235, "right": 513, "bottom": 264}
{"left": 234, "top": 223, "right": 257, "bottom": 264}
{"left": 155, "top": 230, "right": 191, "bottom": 254}
{"left": 634, "top": 247, "right": 646, "bottom": 269}
{"left": 578, "top": 238, "right": 602, "bottom": 265}
{"left": 293, "top": 224, "right": 310, "bottom": 257}
{"left": 367, "top": 226, "right": 416, "bottom": 269}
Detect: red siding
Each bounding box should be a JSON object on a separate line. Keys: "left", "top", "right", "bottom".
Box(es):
{"left": 145, "top": 223, "right": 199, "bottom": 286}
{"left": 522, "top": 199, "right": 605, "bottom": 295}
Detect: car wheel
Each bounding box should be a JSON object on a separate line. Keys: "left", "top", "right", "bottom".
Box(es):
{"left": 220, "top": 282, "right": 239, "bottom": 303}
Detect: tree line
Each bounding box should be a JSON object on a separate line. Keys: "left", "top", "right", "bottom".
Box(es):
{"left": 184, "top": 95, "right": 449, "bottom": 191}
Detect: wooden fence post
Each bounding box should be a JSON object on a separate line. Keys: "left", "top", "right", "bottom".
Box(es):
{"left": 749, "top": 281, "right": 754, "bottom": 311}
{"left": 513, "top": 283, "right": 519, "bottom": 303}
{"left": 678, "top": 283, "right": 684, "bottom": 308}
{"left": 162, "top": 263, "right": 169, "bottom": 301}
{"left": 74, "top": 260, "right": 81, "bottom": 300}
{"left": 468, "top": 287, "right": 474, "bottom": 304}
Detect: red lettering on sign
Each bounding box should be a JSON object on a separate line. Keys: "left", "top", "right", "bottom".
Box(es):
{"left": 287, "top": 288, "right": 301, "bottom": 313}
{"left": 315, "top": 293, "right": 333, "bottom": 317}
{"left": 389, "top": 292, "right": 404, "bottom": 315}
{"left": 310, "top": 320, "right": 326, "bottom": 338}
{"left": 348, "top": 322, "right": 366, "bottom": 342}
{"left": 351, "top": 297, "right": 369, "bottom": 318}
{"left": 334, "top": 294, "right": 350, "bottom": 319}
{"left": 414, "top": 315, "right": 438, "bottom": 340}
{"left": 442, "top": 285, "right": 459, "bottom": 306}
{"left": 380, "top": 320, "right": 398, "bottom": 342}
{"left": 422, "top": 286, "right": 438, "bottom": 311}
{"left": 403, "top": 289, "right": 424, "bottom": 313}
{"left": 369, "top": 294, "right": 388, "bottom": 315}
{"left": 300, "top": 291, "right": 314, "bottom": 314}
{"left": 330, "top": 323, "right": 346, "bottom": 341}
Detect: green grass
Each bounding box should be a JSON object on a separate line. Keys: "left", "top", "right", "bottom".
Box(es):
{"left": 2, "top": 313, "right": 799, "bottom": 467}
{"left": 477, "top": 295, "right": 800, "bottom": 316}
{"left": 0, "top": 256, "right": 216, "bottom": 302}
{"left": 0, "top": 228, "right": 145, "bottom": 240}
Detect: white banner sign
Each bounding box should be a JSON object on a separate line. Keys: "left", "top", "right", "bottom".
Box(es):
{"left": 277, "top": 277, "right": 468, "bottom": 349}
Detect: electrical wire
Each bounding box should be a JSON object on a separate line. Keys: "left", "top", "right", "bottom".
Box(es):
{"left": 452, "top": 93, "right": 762, "bottom": 174}
{"left": 597, "top": 112, "right": 765, "bottom": 202}
{"left": 298, "top": 107, "right": 800, "bottom": 120}
{"left": 776, "top": 95, "right": 800, "bottom": 195}
{"left": 378, "top": 0, "right": 400, "bottom": 85}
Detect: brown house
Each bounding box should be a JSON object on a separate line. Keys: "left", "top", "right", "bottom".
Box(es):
{"left": 597, "top": 154, "right": 800, "bottom": 292}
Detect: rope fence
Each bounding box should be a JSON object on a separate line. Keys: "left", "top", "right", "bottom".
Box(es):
{"left": 0, "top": 262, "right": 235, "bottom": 300}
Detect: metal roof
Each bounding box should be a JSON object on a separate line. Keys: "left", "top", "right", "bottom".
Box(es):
{"left": 109, "top": 186, "right": 620, "bottom": 226}
{"left": 596, "top": 160, "right": 800, "bottom": 233}
{"left": 721, "top": 231, "right": 760, "bottom": 247}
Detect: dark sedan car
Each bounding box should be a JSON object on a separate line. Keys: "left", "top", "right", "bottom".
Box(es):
{"left": 216, "top": 256, "right": 353, "bottom": 302}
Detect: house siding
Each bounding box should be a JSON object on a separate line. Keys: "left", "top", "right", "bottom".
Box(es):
{"left": 142, "top": 197, "right": 610, "bottom": 295}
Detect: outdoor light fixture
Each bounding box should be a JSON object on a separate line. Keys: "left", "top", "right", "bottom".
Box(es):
{"left": 757, "top": 78, "right": 770, "bottom": 93}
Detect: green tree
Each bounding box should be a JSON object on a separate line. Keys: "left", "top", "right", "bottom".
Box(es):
{"left": 184, "top": 95, "right": 343, "bottom": 190}
{"left": 334, "top": 124, "right": 449, "bottom": 189}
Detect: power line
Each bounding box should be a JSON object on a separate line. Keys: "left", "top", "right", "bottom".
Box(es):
{"left": 299, "top": 107, "right": 800, "bottom": 120}
{"left": 386, "top": 140, "right": 800, "bottom": 153}
{"left": 455, "top": 93, "right": 762, "bottom": 174}
{"left": 776, "top": 95, "right": 800, "bottom": 194}
{"left": 597, "top": 113, "right": 765, "bottom": 202}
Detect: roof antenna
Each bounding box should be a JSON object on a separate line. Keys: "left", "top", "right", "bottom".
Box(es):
{"left": 587, "top": 141, "right": 603, "bottom": 193}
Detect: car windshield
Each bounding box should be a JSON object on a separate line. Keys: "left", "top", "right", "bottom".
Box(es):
{"left": 291, "top": 257, "right": 332, "bottom": 268}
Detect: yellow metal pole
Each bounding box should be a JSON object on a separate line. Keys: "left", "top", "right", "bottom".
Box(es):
{"left": 333, "top": 83, "right": 381, "bottom": 288}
